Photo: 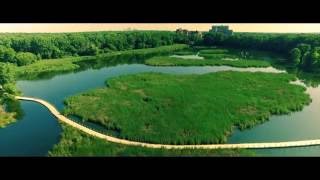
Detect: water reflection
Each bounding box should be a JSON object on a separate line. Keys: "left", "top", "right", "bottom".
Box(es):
{"left": 6, "top": 49, "right": 320, "bottom": 156}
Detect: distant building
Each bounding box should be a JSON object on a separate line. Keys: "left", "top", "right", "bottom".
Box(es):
{"left": 209, "top": 25, "right": 233, "bottom": 36}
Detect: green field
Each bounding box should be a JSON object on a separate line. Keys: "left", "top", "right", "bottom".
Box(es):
{"left": 63, "top": 71, "right": 310, "bottom": 145}
{"left": 145, "top": 56, "right": 271, "bottom": 67}
{"left": 49, "top": 123, "right": 254, "bottom": 156}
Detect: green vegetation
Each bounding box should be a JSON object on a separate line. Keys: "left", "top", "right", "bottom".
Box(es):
{"left": 174, "top": 51, "right": 196, "bottom": 55}
{"left": 289, "top": 48, "right": 301, "bottom": 66}
{"left": 15, "top": 52, "right": 39, "bottom": 66}
{"left": 15, "top": 57, "right": 83, "bottom": 79}
{"left": 199, "top": 54, "right": 237, "bottom": 59}
{"left": 49, "top": 123, "right": 253, "bottom": 156}
{"left": 0, "top": 31, "right": 193, "bottom": 64}
{"left": 3, "top": 27, "right": 320, "bottom": 72}
{"left": 145, "top": 56, "right": 270, "bottom": 67}
{"left": 282, "top": 43, "right": 320, "bottom": 71}
{"left": 199, "top": 49, "right": 229, "bottom": 54}
{"left": 0, "top": 45, "right": 16, "bottom": 63}
{"left": 202, "top": 26, "right": 320, "bottom": 72}
{"left": 0, "top": 96, "right": 23, "bottom": 128}
{"left": 15, "top": 44, "right": 188, "bottom": 79}
{"left": 63, "top": 71, "right": 310, "bottom": 145}
{"left": 0, "top": 105, "right": 16, "bottom": 128}
{"left": 99, "top": 43, "right": 188, "bottom": 56}
{"left": 197, "top": 49, "right": 238, "bottom": 59}
{"left": 144, "top": 46, "right": 282, "bottom": 68}
{"left": 203, "top": 31, "right": 320, "bottom": 54}
{"left": 0, "top": 62, "right": 20, "bottom": 127}
{"left": 0, "top": 63, "right": 15, "bottom": 85}
{"left": 0, "top": 44, "right": 188, "bottom": 127}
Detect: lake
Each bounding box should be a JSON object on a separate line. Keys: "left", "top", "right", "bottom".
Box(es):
{"left": 0, "top": 54, "right": 318, "bottom": 156}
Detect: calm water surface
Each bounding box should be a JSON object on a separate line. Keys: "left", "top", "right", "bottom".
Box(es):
{"left": 0, "top": 54, "right": 318, "bottom": 156}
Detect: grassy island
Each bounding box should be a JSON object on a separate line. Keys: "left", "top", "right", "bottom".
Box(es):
{"left": 62, "top": 71, "right": 311, "bottom": 145}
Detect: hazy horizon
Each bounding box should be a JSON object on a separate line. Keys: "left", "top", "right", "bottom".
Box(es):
{"left": 1, "top": 23, "right": 320, "bottom": 33}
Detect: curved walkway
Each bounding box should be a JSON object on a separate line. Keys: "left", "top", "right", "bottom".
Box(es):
{"left": 16, "top": 96, "right": 320, "bottom": 149}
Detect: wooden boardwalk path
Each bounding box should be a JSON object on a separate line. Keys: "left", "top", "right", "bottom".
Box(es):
{"left": 16, "top": 96, "right": 320, "bottom": 149}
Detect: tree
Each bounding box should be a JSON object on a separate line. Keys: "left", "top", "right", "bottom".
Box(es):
{"left": 297, "top": 43, "right": 311, "bottom": 56}
{"left": 82, "top": 44, "right": 99, "bottom": 56}
{"left": 306, "top": 47, "right": 320, "bottom": 70}
{"left": 15, "top": 52, "right": 38, "bottom": 66}
{"left": 302, "top": 51, "right": 315, "bottom": 71}
{"left": 302, "top": 51, "right": 310, "bottom": 70}
{"left": 311, "top": 47, "right": 320, "bottom": 63}
{"left": 2, "top": 83, "right": 18, "bottom": 95}
{"left": 300, "top": 47, "right": 320, "bottom": 71}
{"left": 312, "top": 47, "right": 320, "bottom": 68}
{"left": 0, "top": 45, "right": 16, "bottom": 63}
{"left": 0, "top": 62, "right": 15, "bottom": 85}
{"left": 289, "top": 48, "right": 301, "bottom": 65}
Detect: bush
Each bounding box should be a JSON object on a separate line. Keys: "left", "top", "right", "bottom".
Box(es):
{"left": 0, "top": 45, "right": 16, "bottom": 63}
{"left": 15, "top": 52, "right": 38, "bottom": 66}
{"left": 3, "top": 83, "right": 19, "bottom": 95}
{"left": 0, "top": 62, "right": 15, "bottom": 84}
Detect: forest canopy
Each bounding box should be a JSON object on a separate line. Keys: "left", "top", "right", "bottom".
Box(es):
{"left": 0, "top": 31, "right": 193, "bottom": 65}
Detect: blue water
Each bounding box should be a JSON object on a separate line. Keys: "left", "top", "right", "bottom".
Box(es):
{"left": 0, "top": 101, "right": 61, "bottom": 156}
{"left": 227, "top": 84, "right": 320, "bottom": 156}
{"left": 1, "top": 58, "right": 308, "bottom": 156}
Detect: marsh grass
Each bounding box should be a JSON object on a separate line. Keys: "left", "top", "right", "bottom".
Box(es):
{"left": 48, "top": 123, "right": 254, "bottom": 156}
{"left": 145, "top": 56, "right": 271, "bottom": 67}
{"left": 145, "top": 47, "right": 273, "bottom": 67}
{"left": 63, "top": 71, "right": 311, "bottom": 145}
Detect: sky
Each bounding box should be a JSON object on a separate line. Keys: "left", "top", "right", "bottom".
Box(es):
{"left": 1, "top": 23, "right": 320, "bottom": 33}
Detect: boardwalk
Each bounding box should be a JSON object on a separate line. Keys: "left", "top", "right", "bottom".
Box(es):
{"left": 16, "top": 96, "right": 320, "bottom": 149}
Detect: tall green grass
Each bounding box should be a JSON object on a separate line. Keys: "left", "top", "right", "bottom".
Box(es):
{"left": 48, "top": 123, "right": 254, "bottom": 156}
{"left": 63, "top": 71, "right": 311, "bottom": 145}
{"left": 145, "top": 56, "right": 271, "bottom": 67}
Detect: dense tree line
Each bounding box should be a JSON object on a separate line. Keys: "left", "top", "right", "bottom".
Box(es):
{"left": 0, "top": 31, "right": 192, "bottom": 66}
{"left": 289, "top": 44, "right": 320, "bottom": 71}
{"left": 203, "top": 30, "right": 320, "bottom": 71}
{"left": 203, "top": 32, "right": 320, "bottom": 54}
